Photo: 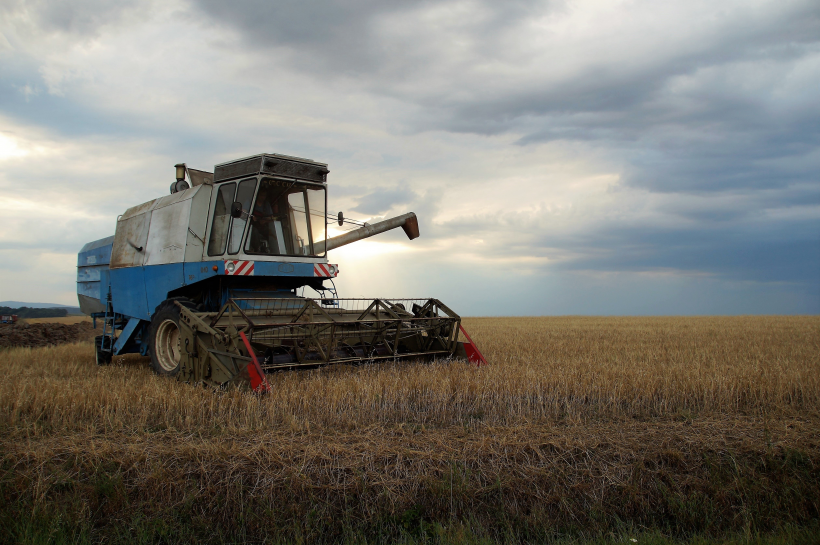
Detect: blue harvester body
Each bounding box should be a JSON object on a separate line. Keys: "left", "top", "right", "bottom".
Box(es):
{"left": 76, "top": 153, "right": 384, "bottom": 359}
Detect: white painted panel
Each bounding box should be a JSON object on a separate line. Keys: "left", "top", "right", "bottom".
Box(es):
{"left": 111, "top": 212, "right": 150, "bottom": 268}
{"left": 144, "top": 199, "right": 192, "bottom": 265}
{"left": 153, "top": 187, "right": 197, "bottom": 209}
{"left": 120, "top": 199, "right": 158, "bottom": 221}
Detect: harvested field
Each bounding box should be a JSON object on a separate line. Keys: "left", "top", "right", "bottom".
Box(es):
{"left": 0, "top": 321, "right": 96, "bottom": 349}
{"left": 0, "top": 316, "right": 818, "bottom": 543}
{"left": 24, "top": 315, "right": 93, "bottom": 325}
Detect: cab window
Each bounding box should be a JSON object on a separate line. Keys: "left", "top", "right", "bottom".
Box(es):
{"left": 207, "top": 182, "right": 235, "bottom": 256}
{"left": 245, "top": 179, "right": 326, "bottom": 256}
{"left": 227, "top": 178, "right": 257, "bottom": 254}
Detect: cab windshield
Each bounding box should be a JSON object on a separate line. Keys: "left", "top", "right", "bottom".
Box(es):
{"left": 245, "top": 179, "right": 326, "bottom": 256}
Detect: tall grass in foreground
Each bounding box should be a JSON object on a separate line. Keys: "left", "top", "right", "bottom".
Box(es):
{"left": 1, "top": 316, "right": 818, "bottom": 434}
{"left": 1, "top": 316, "right": 818, "bottom": 544}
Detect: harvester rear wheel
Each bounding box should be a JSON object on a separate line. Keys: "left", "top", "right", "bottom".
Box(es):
{"left": 149, "top": 298, "right": 196, "bottom": 376}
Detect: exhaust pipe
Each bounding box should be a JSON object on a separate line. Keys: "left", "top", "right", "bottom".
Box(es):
{"left": 315, "top": 212, "right": 419, "bottom": 253}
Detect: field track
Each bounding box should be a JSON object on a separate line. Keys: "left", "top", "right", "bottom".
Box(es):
{"left": 1, "top": 316, "right": 818, "bottom": 543}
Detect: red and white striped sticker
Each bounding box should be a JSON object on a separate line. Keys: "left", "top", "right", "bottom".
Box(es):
{"left": 314, "top": 263, "right": 338, "bottom": 277}
{"left": 224, "top": 260, "right": 254, "bottom": 276}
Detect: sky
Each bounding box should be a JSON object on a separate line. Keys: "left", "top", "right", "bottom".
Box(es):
{"left": 0, "top": 0, "right": 818, "bottom": 315}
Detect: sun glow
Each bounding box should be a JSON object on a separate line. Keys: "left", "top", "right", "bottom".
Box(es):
{"left": 0, "top": 133, "right": 29, "bottom": 160}
{"left": 331, "top": 240, "right": 412, "bottom": 261}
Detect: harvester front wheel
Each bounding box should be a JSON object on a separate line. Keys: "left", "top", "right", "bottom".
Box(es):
{"left": 149, "top": 298, "right": 196, "bottom": 376}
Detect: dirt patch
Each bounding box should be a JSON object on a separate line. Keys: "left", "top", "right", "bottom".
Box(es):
{"left": 0, "top": 321, "right": 97, "bottom": 349}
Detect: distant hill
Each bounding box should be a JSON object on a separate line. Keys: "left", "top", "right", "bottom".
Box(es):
{"left": 0, "top": 302, "right": 83, "bottom": 315}
{"left": 0, "top": 301, "right": 75, "bottom": 308}
{"left": 0, "top": 306, "right": 68, "bottom": 319}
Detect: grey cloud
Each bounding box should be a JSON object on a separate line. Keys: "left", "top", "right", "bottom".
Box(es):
{"left": 432, "top": 7, "right": 820, "bottom": 134}
{"left": 352, "top": 185, "right": 443, "bottom": 241}
{"left": 191, "top": 0, "right": 819, "bottom": 125}
{"left": 554, "top": 224, "right": 820, "bottom": 285}
{"left": 190, "top": 0, "right": 820, "bottom": 202}
{"left": 2, "top": 0, "right": 143, "bottom": 37}
{"left": 327, "top": 184, "right": 368, "bottom": 199}
{"left": 192, "top": 0, "right": 551, "bottom": 78}
{"left": 430, "top": 188, "right": 819, "bottom": 285}
{"left": 193, "top": 0, "right": 418, "bottom": 75}
{"left": 350, "top": 185, "right": 416, "bottom": 215}
{"left": 621, "top": 126, "right": 820, "bottom": 194}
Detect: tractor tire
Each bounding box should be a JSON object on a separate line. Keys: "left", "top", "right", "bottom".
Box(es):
{"left": 95, "top": 335, "right": 113, "bottom": 366}
{"left": 149, "top": 297, "right": 196, "bottom": 376}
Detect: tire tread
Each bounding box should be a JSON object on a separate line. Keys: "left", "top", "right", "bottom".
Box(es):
{"left": 148, "top": 297, "right": 196, "bottom": 376}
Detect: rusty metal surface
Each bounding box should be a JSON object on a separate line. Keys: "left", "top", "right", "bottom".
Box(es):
{"left": 214, "top": 153, "right": 328, "bottom": 184}
{"left": 111, "top": 209, "right": 151, "bottom": 268}
{"left": 314, "top": 212, "right": 418, "bottom": 253}
{"left": 188, "top": 168, "right": 213, "bottom": 186}
{"left": 119, "top": 199, "right": 158, "bottom": 221}
{"left": 111, "top": 186, "right": 213, "bottom": 268}
{"left": 176, "top": 297, "right": 461, "bottom": 387}
{"left": 144, "top": 198, "right": 191, "bottom": 265}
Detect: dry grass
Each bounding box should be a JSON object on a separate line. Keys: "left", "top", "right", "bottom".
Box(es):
{"left": 22, "top": 315, "right": 91, "bottom": 325}
{"left": 2, "top": 316, "right": 818, "bottom": 432}
{"left": 1, "top": 316, "right": 818, "bottom": 542}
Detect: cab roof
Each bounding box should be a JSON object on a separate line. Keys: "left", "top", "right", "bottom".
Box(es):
{"left": 214, "top": 153, "right": 329, "bottom": 184}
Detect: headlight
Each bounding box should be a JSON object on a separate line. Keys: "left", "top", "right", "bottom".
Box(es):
{"left": 226, "top": 261, "right": 236, "bottom": 273}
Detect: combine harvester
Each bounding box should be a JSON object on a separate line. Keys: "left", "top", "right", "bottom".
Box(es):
{"left": 77, "top": 154, "right": 485, "bottom": 390}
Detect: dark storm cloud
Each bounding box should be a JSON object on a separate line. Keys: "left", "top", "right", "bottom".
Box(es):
{"left": 425, "top": 5, "right": 820, "bottom": 137}
{"left": 192, "top": 0, "right": 545, "bottom": 75}
{"left": 188, "top": 0, "right": 820, "bottom": 114}
{"left": 430, "top": 153, "right": 820, "bottom": 280}
{"left": 621, "top": 129, "right": 820, "bottom": 194}
{"left": 550, "top": 222, "right": 820, "bottom": 284}
{"left": 189, "top": 0, "right": 820, "bottom": 193}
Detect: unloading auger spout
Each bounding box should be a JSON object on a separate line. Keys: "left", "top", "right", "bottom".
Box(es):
{"left": 315, "top": 212, "right": 420, "bottom": 253}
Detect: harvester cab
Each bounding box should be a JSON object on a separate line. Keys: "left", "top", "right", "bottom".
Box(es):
{"left": 77, "top": 153, "right": 485, "bottom": 387}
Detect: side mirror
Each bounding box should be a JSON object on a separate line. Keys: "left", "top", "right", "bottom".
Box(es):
{"left": 230, "top": 201, "right": 243, "bottom": 218}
